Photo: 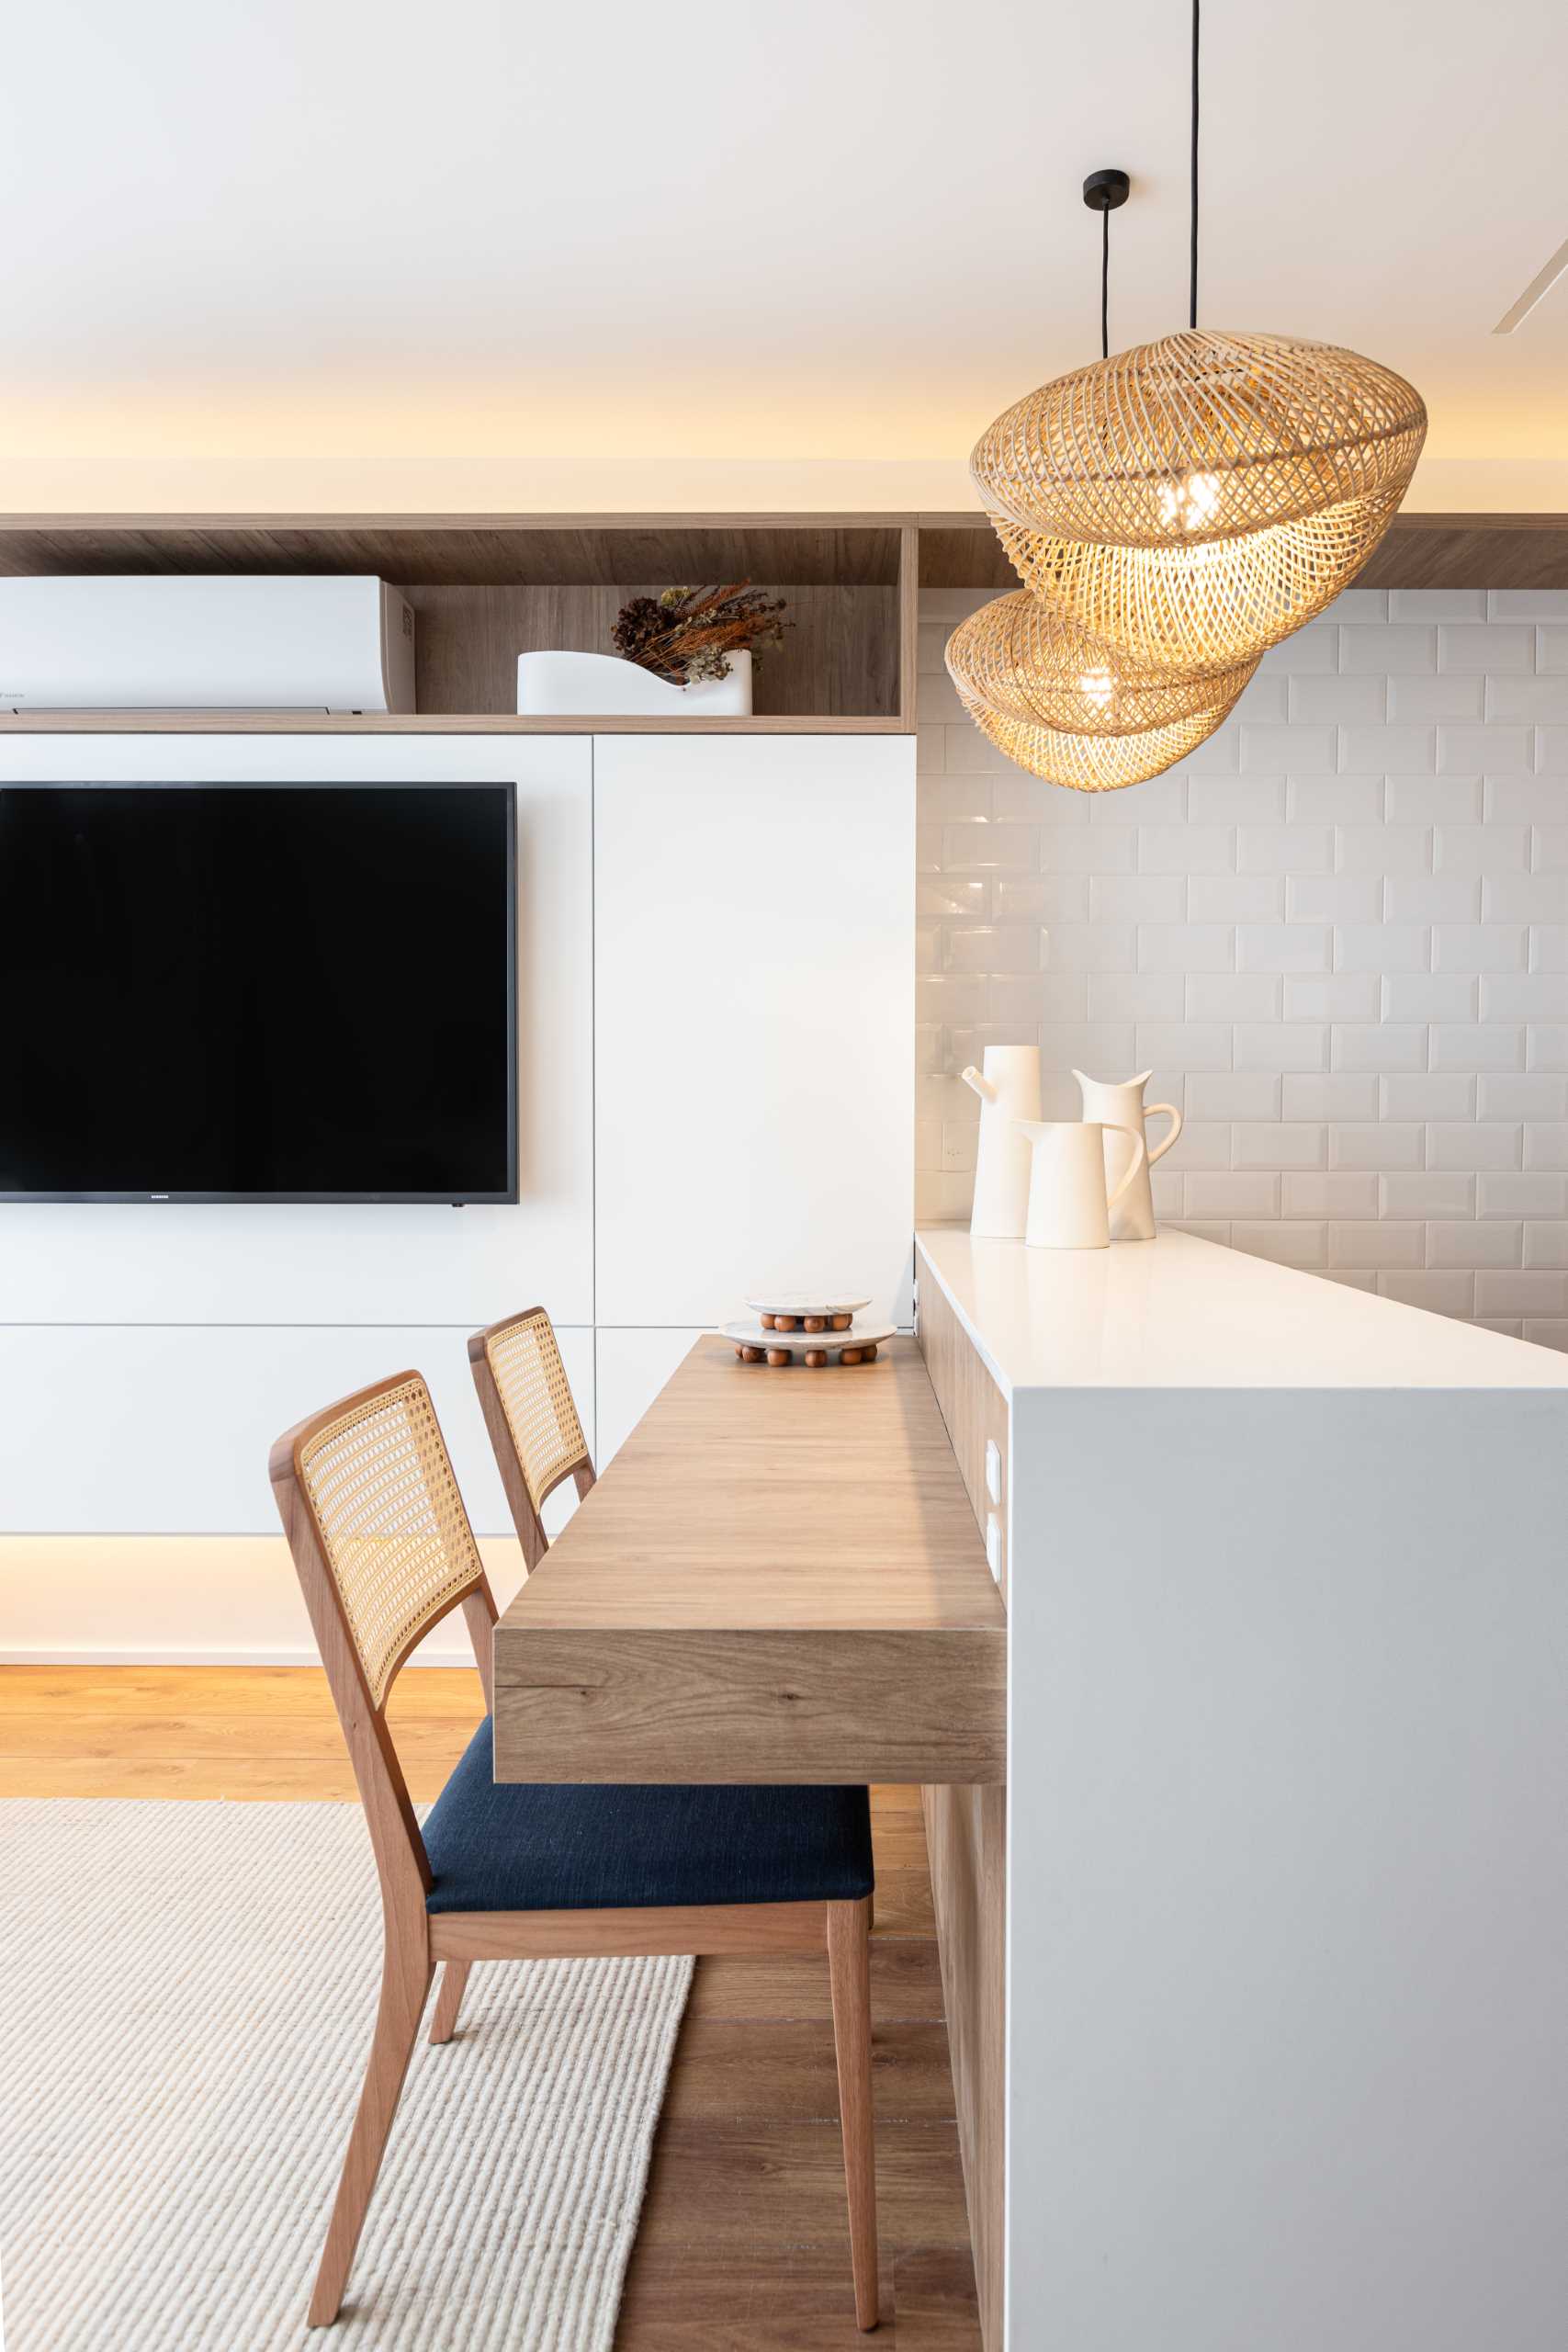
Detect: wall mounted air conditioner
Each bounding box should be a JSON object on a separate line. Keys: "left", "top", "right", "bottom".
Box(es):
{"left": 0, "top": 576, "right": 417, "bottom": 713}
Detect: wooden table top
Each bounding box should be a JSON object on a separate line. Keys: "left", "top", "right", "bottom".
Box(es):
{"left": 496, "top": 1336, "right": 1005, "bottom": 1642}
{"left": 491, "top": 1335, "right": 1005, "bottom": 1782}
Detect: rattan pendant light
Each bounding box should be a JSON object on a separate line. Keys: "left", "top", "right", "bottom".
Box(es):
{"left": 945, "top": 592, "right": 1258, "bottom": 789}
{"left": 967, "top": 0, "right": 1426, "bottom": 680}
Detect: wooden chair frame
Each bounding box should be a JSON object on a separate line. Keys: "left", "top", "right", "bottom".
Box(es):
{"left": 271, "top": 1367, "right": 878, "bottom": 2333}
{"left": 467, "top": 1306, "right": 595, "bottom": 1572}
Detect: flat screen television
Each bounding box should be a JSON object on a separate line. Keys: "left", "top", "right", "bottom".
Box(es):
{"left": 0, "top": 781, "right": 518, "bottom": 1203}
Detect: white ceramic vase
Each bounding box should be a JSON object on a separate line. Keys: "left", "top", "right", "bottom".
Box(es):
{"left": 1072, "top": 1069, "right": 1183, "bottom": 1242}
{"left": 961, "top": 1046, "right": 1043, "bottom": 1238}
{"left": 517, "top": 647, "right": 752, "bottom": 717}
{"left": 1015, "top": 1120, "right": 1147, "bottom": 1250}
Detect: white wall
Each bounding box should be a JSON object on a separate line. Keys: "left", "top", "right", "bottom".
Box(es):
{"left": 919, "top": 586, "right": 1568, "bottom": 1347}
{"left": 0, "top": 729, "right": 915, "bottom": 1660}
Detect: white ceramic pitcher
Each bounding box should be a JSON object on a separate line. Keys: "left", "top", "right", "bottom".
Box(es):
{"left": 1015, "top": 1120, "right": 1147, "bottom": 1250}
{"left": 961, "top": 1046, "right": 1042, "bottom": 1238}
{"left": 1072, "top": 1069, "right": 1183, "bottom": 1242}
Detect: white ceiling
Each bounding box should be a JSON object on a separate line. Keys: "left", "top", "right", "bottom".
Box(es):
{"left": 5, "top": 0, "right": 1567, "bottom": 511}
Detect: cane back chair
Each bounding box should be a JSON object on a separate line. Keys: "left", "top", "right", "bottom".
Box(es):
{"left": 270, "top": 1364, "right": 879, "bottom": 2331}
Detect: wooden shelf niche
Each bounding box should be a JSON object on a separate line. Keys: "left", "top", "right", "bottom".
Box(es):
{"left": 0, "top": 515, "right": 916, "bottom": 732}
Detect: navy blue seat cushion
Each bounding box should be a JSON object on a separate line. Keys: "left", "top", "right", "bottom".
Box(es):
{"left": 422, "top": 1717, "right": 874, "bottom": 1915}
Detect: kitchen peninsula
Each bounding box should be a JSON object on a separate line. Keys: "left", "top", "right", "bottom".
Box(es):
{"left": 916, "top": 1226, "right": 1568, "bottom": 2352}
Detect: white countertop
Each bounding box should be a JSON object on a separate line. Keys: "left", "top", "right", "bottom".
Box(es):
{"left": 916, "top": 1226, "right": 1568, "bottom": 1396}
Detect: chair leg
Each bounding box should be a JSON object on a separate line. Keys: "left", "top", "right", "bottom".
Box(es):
{"left": 429, "top": 1960, "right": 471, "bottom": 2046}
{"left": 308, "top": 1952, "right": 433, "bottom": 2327}
{"left": 827, "top": 1896, "right": 879, "bottom": 2332}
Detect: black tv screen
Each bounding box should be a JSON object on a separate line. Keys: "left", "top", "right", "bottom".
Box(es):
{"left": 0, "top": 781, "right": 517, "bottom": 1202}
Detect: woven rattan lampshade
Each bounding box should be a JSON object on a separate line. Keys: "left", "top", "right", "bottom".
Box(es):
{"left": 972, "top": 328, "right": 1426, "bottom": 672}
{"left": 952, "top": 691, "right": 1245, "bottom": 793}
{"left": 945, "top": 590, "right": 1258, "bottom": 737}
{"left": 974, "top": 330, "right": 1426, "bottom": 548}
{"left": 991, "top": 486, "right": 1405, "bottom": 676}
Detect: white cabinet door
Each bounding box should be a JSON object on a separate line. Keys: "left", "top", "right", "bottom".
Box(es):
{"left": 593, "top": 734, "right": 914, "bottom": 1327}
{"left": 592, "top": 1327, "right": 705, "bottom": 1470}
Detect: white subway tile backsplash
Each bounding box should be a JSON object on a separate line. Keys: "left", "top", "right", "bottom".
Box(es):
{"left": 995, "top": 874, "right": 1088, "bottom": 921}
{"left": 1232, "top": 1222, "right": 1327, "bottom": 1266}
{"left": 1187, "top": 1074, "right": 1281, "bottom": 1120}
{"left": 1391, "top": 591, "right": 1485, "bottom": 621}
{"left": 1282, "top": 1074, "right": 1380, "bottom": 1119}
{"left": 1487, "top": 678, "right": 1568, "bottom": 724}
{"left": 1382, "top": 1073, "right": 1475, "bottom": 1119}
{"left": 1340, "top": 725, "right": 1437, "bottom": 774}
{"left": 1427, "top": 1123, "right": 1522, "bottom": 1170}
{"left": 1331, "top": 1024, "right": 1428, "bottom": 1072}
{"left": 1240, "top": 725, "right": 1337, "bottom": 774}
{"left": 1239, "top": 923, "right": 1332, "bottom": 972}
{"left": 1136, "top": 924, "right": 1235, "bottom": 972}
{"left": 1388, "top": 676, "right": 1486, "bottom": 724}
{"left": 1482, "top": 870, "right": 1568, "bottom": 922}
{"left": 1088, "top": 873, "right": 1186, "bottom": 922}
{"left": 1285, "top": 876, "right": 1382, "bottom": 924}
{"left": 1327, "top": 1221, "right": 1425, "bottom": 1267}
{"left": 1035, "top": 827, "right": 1134, "bottom": 873}
{"left": 1381, "top": 1173, "right": 1475, "bottom": 1219}
{"left": 1233, "top": 1025, "right": 1328, "bottom": 1071}
{"left": 1291, "top": 674, "right": 1385, "bottom": 724}
{"left": 1340, "top": 624, "right": 1436, "bottom": 672}
{"left": 1087, "top": 973, "right": 1185, "bottom": 1022}
{"left": 1337, "top": 825, "right": 1431, "bottom": 875}
{"left": 1329, "top": 1123, "right": 1425, "bottom": 1169}
{"left": 1186, "top": 1171, "right": 1280, "bottom": 1218}
{"left": 1134, "top": 1023, "right": 1233, "bottom": 1070}
{"left": 1438, "top": 622, "right": 1532, "bottom": 673}
{"left": 1485, "top": 778, "right": 1568, "bottom": 825}
{"left": 1288, "top": 777, "right": 1386, "bottom": 825}
{"left": 1188, "top": 776, "right": 1285, "bottom": 825}
{"left": 1040, "top": 923, "right": 1133, "bottom": 972}
{"left": 1187, "top": 873, "right": 1284, "bottom": 922}
{"left": 918, "top": 583, "right": 1567, "bottom": 1332}
{"left": 1431, "top": 924, "right": 1528, "bottom": 973}
{"left": 1139, "top": 826, "right": 1233, "bottom": 874}
{"left": 1382, "top": 973, "right": 1478, "bottom": 1022}
{"left": 1335, "top": 924, "right": 1430, "bottom": 971}
{"left": 1235, "top": 1124, "right": 1327, "bottom": 1169}
{"left": 1383, "top": 875, "right": 1483, "bottom": 922}
{"left": 1529, "top": 1026, "right": 1568, "bottom": 1069}
{"left": 1284, "top": 1172, "right": 1380, "bottom": 1217}
{"left": 1525, "top": 1125, "right": 1568, "bottom": 1169}
{"left": 1381, "top": 1272, "right": 1476, "bottom": 1315}
{"left": 1284, "top": 974, "right": 1382, "bottom": 1022}
{"left": 1427, "top": 1223, "right": 1524, "bottom": 1268}
{"left": 1438, "top": 725, "right": 1533, "bottom": 774}
{"left": 1237, "top": 826, "right": 1335, "bottom": 875}
{"left": 1429, "top": 1024, "right": 1526, "bottom": 1071}
{"left": 1185, "top": 973, "right": 1280, "bottom": 1022}
{"left": 1482, "top": 1173, "right": 1568, "bottom": 1218}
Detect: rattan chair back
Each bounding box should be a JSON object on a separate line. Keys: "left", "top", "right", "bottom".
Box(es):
{"left": 468, "top": 1306, "right": 595, "bottom": 1566}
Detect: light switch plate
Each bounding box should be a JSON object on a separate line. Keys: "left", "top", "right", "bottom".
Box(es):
{"left": 985, "top": 1438, "right": 1003, "bottom": 1505}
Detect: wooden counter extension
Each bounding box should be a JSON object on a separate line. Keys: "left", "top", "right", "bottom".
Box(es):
{"left": 492, "top": 1336, "right": 1006, "bottom": 1785}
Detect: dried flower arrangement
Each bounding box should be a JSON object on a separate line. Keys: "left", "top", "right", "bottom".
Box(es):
{"left": 611, "top": 582, "right": 790, "bottom": 686}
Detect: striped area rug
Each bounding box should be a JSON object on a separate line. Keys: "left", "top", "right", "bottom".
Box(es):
{"left": 0, "top": 1800, "right": 693, "bottom": 2350}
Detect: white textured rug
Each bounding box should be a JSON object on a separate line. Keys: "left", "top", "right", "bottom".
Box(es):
{"left": 0, "top": 1800, "right": 694, "bottom": 2351}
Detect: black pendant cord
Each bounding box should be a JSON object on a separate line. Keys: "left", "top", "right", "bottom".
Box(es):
{"left": 1190, "top": 0, "right": 1200, "bottom": 328}
{"left": 1101, "top": 204, "right": 1111, "bottom": 359}
{"left": 1083, "top": 168, "right": 1130, "bottom": 356}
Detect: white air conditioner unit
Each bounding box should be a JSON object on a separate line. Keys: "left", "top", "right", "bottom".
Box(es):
{"left": 0, "top": 576, "right": 417, "bottom": 713}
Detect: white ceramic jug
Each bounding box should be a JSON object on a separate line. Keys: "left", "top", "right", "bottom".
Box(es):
{"left": 1015, "top": 1120, "right": 1147, "bottom": 1250}
{"left": 1072, "top": 1069, "right": 1183, "bottom": 1242}
{"left": 961, "top": 1046, "right": 1043, "bottom": 1238}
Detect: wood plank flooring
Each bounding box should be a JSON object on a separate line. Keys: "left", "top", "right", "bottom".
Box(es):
{"left": 0, "top": 1666, "right": 980, "bottom": 2346}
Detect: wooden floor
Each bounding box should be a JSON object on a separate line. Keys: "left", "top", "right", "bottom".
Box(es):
{"left": 0, "top": 1666, "right": 980, "bottom": 2346}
